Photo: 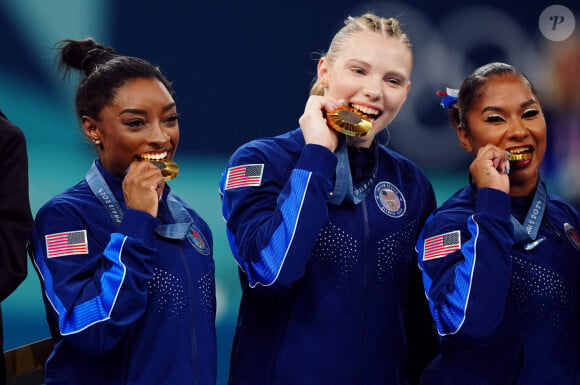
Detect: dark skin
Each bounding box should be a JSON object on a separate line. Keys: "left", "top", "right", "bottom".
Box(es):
{"left": 456, "top": 74, "right": 546, "bottom": 197}
{"left": 82, "top": 77, "right": 180, "bottom": 217}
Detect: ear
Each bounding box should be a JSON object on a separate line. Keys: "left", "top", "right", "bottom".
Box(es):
{"left": 317, "top": 57, "right": 329, "bottom": 87}
{"left": 81, "top": 116, "right": 100, "bottom": 143}
{"left": 456, "top": 125, "right": 473, "bottom": 153}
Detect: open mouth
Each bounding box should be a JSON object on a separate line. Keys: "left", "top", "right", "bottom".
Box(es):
{"left": 135, "top": 151, "right": 179, "bottom": 181}
{"left": 350, "top": 103, "right": 381, "bottom": 121}
{"left": 508, "top": 146, "right": 533, "bottom": 162}
{"left": 135, "top": 151, "right": 170, "bottom": 161}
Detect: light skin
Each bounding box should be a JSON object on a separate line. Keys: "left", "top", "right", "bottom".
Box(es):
{"left": 299, "top": 30, "right": 412, "bottom": 151}
{"left": 81, "top": 77, "right": 180, "bottom": 217}
{"left": 457, "top": 74, "right": 547, "bottom": 197}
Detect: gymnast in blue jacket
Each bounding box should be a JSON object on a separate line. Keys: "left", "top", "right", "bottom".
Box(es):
{"left": 220, "top": 13, "right": 438, "bottom": 385}
{"left": 417, "top": 62, "right": 580, "bottom": 385}
{"left": 30, "top": 38, "right": 216, "bottom": 385}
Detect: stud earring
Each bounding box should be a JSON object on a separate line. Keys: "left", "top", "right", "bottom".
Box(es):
{"left": 93, "top": 139, "right": 101, "bottom": 145}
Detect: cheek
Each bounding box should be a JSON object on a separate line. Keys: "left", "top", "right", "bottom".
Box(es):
{"left": 384, "top": 89, "right": 408, "bottom": 110}
{"left": 169, "top": 128, "right": 180, "bottom": 146}
{"left": 534, "top": 133, "right": 547, "bottom": 161}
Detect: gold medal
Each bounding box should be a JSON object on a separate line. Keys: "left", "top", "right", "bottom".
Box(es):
{"left": 508, "top": 153, "right": 530, "bottom": 162}
{"left": 326, "top": 106, "right": 372, "bottom": 137}
{"left": 136, "top": 155, "right": 179, "bottom": 181}
{"left": 150, "top": 160, "right": 179, "bottom": 181}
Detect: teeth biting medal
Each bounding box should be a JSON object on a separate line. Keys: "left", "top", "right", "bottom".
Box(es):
{"left": 136, "top": 155, "right": 179, "bottom": 181}
{"left": 325, "top": 106, "right": 372, "bottom": 137}
{"left": 508, "top": 149, "right": 531, "bottom": 162}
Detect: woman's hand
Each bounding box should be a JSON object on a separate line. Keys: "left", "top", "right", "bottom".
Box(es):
{"left": 299, "top": 95, "right": 342, "bottom": 152}
{"left": 122, "top": 159, "right": 165, "bottom": 217}
{"left": 469, "top": 144, "right": 510, "bottom": 194}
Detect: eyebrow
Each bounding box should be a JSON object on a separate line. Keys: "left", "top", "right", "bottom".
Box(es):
{"left": 482, "top": 99, "right": 537, "bottom": 113}
{"left": 344, "top": 59, "right": 408, "bottom": 79}
{"left": 118, "top": 102, "right": 176, "bottom": 116}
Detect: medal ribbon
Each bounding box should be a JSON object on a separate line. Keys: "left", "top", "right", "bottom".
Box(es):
{"left": 328, "top": 138, "right": 378, "bottom": 206}
{"left": 85, "top": 161, "right": 193, "bottom": 239}
{"left": 510, "top": 180, "right": 547, "bottom": 244}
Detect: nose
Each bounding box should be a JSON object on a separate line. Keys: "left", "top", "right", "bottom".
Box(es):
{"left": 150, "top": 122, "right": 171, "bottom": 144}
{"left": 507, "top": 118, "right": 529, "bottom": 139}
{"left": 364, "top": 79, "right": 382, "bottom": 100}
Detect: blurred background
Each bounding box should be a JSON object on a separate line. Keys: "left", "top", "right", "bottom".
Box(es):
{"left": 1, "top": 0, "right": 578, "bottom": 383}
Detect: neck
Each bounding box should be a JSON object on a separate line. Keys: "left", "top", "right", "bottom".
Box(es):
{"left": 509, "top": 174, "right": 540, "bottom": 197}
{"left": 346, "top": 134, "right": 374, "bottom": 148}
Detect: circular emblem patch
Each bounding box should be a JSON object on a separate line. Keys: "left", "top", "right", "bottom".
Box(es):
{"left": 564, "top": 223, "right": 580, "bottom": 251}
{"left": 187, "top": 224, "right": 211, "bottom": 255}
{"left": 374, "top": 181, "right": 406, "bottom": 218}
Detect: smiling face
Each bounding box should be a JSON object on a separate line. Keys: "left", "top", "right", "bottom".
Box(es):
{"left": 83, "top": 77, "right": 179, "bottom": 177}
{"left": 459, "top": 73, "right": 546, "bottom": 195}
{"left": 317, "top": 30, "right": 412, "bottom": 147}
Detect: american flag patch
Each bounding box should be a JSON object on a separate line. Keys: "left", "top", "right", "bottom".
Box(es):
{"left": 225, "top": 164, "right": 264, "bottom": 190}
{"left": 46, "top": 230, "right": 89, "bottom": 258}
{"left": 423, "top": 230, "right": 461, "bottom": 261}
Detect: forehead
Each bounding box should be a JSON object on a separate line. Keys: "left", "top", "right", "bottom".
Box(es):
{"left": 336, "top": 30, "right": 412, "bottom": 73}
{"left": 477, "top": 74, "right": 535, "bottom": 107}
{"left": 105, "top": 77, "right": 175, "bottom": 112}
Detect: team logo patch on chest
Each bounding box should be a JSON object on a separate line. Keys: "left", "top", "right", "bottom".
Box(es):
{"left": 564, "top": 223, "right": 580, "bottom": 251}
{"left": 374, "top": 181, "right": 406, "bottom": 218}
{"left": 187, "top": 224, "right": 211, "bottom": 255}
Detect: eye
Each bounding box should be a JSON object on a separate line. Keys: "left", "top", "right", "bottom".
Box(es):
{"left": 351, "top": 67, "right": 365, "bottom": 75}
{"left": 522, "top": 109, "right": 539, "bottom": 119}
{"left": 485, "top": 114, "right": 506, "bottom": 123}
{"left": 385, "top": 77, "right": 402, "bottom": 86}
{"left": 164, "top": 113, "right": 179, "bottom": 126}
{"left": 126, "top": 119, "right": 145, "bottom": 128}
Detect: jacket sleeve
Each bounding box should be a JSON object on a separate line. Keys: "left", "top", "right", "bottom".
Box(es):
{"left": 31, "top": 202, "right": 156, "bottom": 356}
{"left": 417, "top": 188, "right": 514, "bottom": 343}
{"left": 219, "top": 143, "right": 337, "bottom": 291}
{"left": 0, "top": 117, "right": 33, "bottom": 302}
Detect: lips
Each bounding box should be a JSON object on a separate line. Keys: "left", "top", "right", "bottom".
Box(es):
{"left": 135, "top": 151, "right": 170, "bottom": 161}
{"left": 350, "top": 103, "right": 381, "bottom": 121}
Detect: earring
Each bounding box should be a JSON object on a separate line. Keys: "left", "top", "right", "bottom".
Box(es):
{"left": 377, "top": 127, "right": 390, "bottom": 146}
{"left": 93, "top": 139, "right": 101, "bottom": 145}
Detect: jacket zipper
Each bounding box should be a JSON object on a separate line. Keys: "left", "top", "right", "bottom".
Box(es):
{"left": 180, "top": 246, "right": 200, "bottom": 385}
{"left": 357, "top": 199, "right": 370, "bottom": 385}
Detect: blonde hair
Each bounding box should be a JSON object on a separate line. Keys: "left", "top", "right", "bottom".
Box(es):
{"left": 310, "top": 13, "right": 413, "bottom": 96}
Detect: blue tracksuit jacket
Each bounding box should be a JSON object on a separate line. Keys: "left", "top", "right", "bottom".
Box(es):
{"left": 30, "top": 161, "right": 217, "bottom": 385}
{"left": 219, "top": 128, "right": 438, "bottom": 385}
{"left": 417, "top": 183, "right": 580, "bottom": 385}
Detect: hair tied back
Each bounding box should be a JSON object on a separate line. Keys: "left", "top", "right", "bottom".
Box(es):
{"left": 80, "top": 47, "right": 116, "bottom": 76}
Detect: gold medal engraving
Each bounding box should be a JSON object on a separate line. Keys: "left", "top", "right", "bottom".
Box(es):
{"left": 136, "top": 155, "right": 180, "bottom": 181}
{"left": 326, "top": 106, "right": 372, "bottom": 137}
{"left": 150, "top": 160, "right": 179, "bottom": 181}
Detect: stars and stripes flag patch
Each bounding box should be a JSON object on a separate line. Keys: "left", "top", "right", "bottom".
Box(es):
{"left": 423, "top": 230, "right": 461, "bottom": 261}
{"left": 225, "top": 164, "right": 264, "bottom": 190}
{"left": 46, "top": 230, "right": 88, "bottom": 258}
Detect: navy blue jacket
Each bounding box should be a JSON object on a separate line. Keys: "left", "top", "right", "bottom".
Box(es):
{"left": 31, "top": 161, "right": 217, "bottom": 385}
{"left": 417, "top": 184, "right": 580, "bottom": 384}
{"left": 220, "top": 128, "right": 438, "bottom": 385}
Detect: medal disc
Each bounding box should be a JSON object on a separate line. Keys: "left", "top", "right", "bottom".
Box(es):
{"left": 326, "top": 106, "right": 372, "bottom": 137}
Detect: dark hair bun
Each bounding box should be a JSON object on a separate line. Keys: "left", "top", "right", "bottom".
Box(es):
{"left": 60, "top": 38, "right": 116, "bottom": 75}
